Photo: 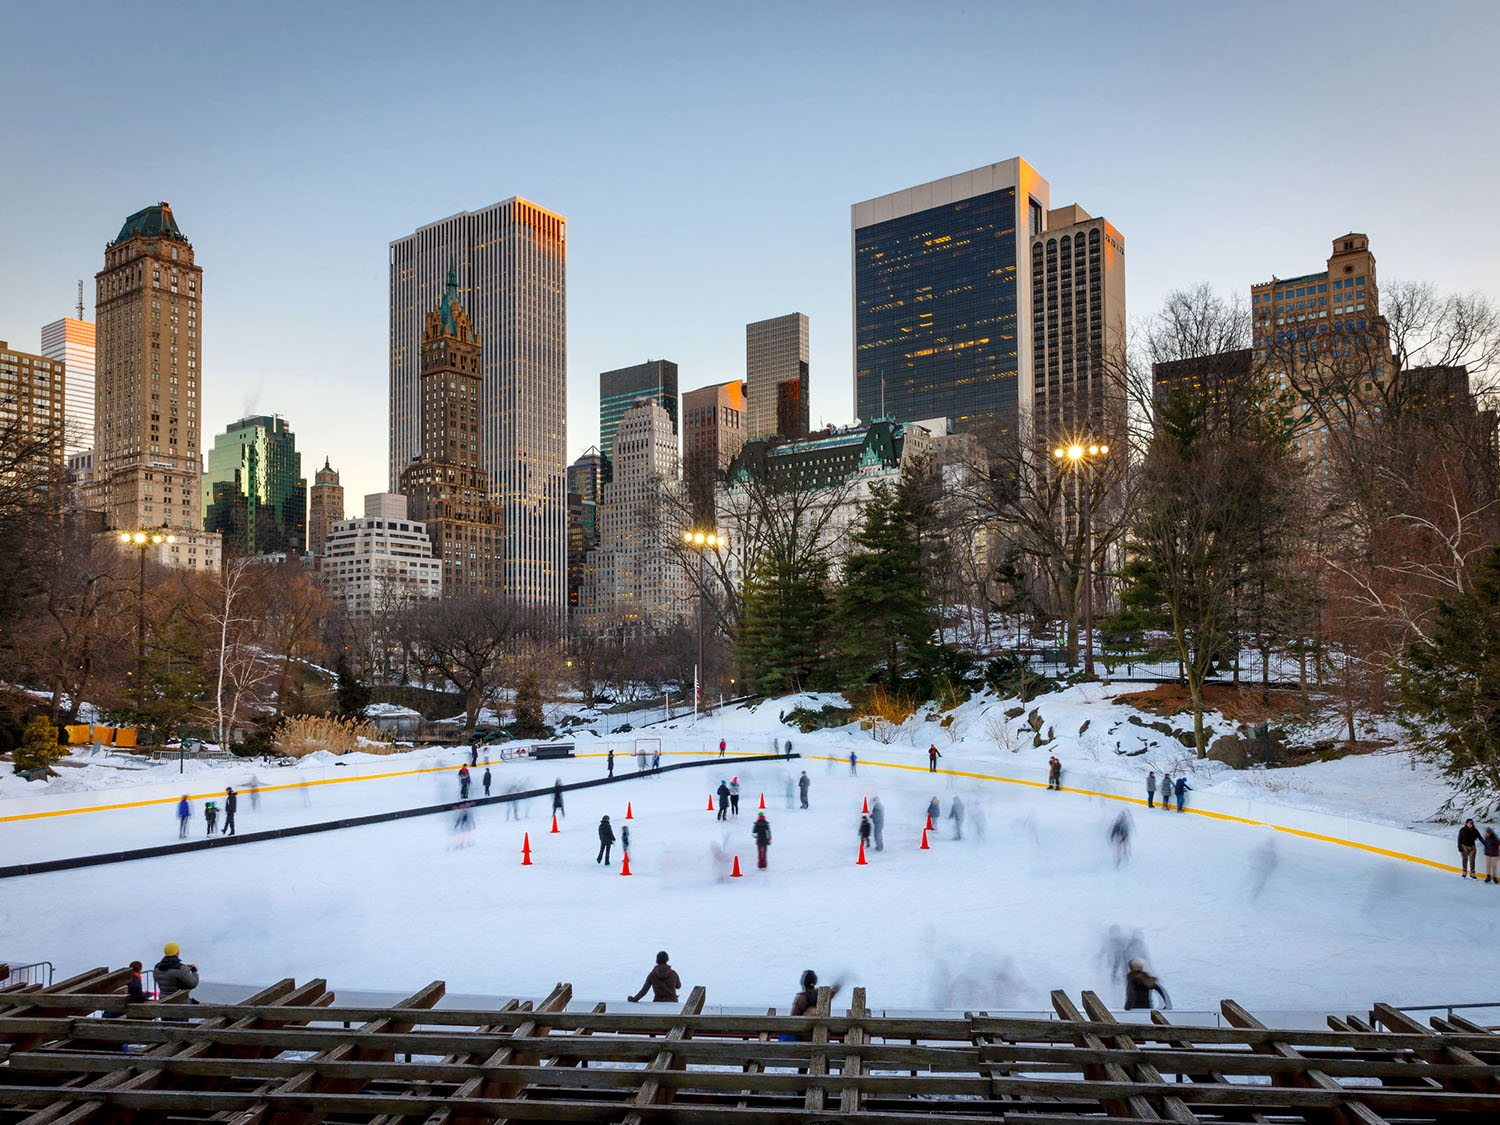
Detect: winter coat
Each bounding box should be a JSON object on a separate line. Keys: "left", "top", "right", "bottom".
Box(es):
{"left": 752, "top": 818, "right": 772, "bottom": 846}
{"left": 1458, "top": 824, "right": 1482, "bottom": 848}
{"left": 1175, "top": 778, "right": 1190, "bottom": 796}
{"left": 730, "top": 780, "right": 740, "bottom": 797}
{"left": 153, "top": 955, "right": 199, "bottom": 995}
{"left": 798, "top": 775, "right": 810, "bottom": 795}
{"left": 870, "top": 802, "right": 884, "bottom": 830}
{"left": 621, "top": 826, "right": 630, "bottom": 850}
{"left": 598, "top": 818, "right": 616, "bottom": 845}
{"left": 176, "top": 799, "right": 190, "bottom": 821}
{"left": 858, "top": 818, "right": 872, "bottom": 842}
{"left": 791, "top": 986, "right": 819, "bottom": 1016}
{"left": 1146, "top": 775, "right": 1156, "bottom": 794}
{"left": 717, "top": 783, "right": 731, "bottom": 807}
{"left": 1484, "top": 832, "right": 1500, "bottom": 858}
{"left": 225, "top": 790, "right": 237, "bottom": 814}
{"left": 926, "top": 799, "right": 940, "bottom": 821}
{"left": 631, "top": 963, "right": 682, "bottom": 1002}
{"left": 949, "top": 798, "right": 964, "bottom": 822}
{"left": 1124, "top": 968, "right": 1166, "bottom": 1010}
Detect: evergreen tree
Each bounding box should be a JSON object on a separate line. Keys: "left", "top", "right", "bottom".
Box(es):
{"left": 334, "top": 656, "right": 371, "bottom": 718}
{"left": 13, "top": 716, "right": 66, "bottom": 777}
{"left": 834, "top": 476, "right": 937, "bottom": 687}
{"left": 1399, "top": 545, "right": 1500, "bottom": 810}
{"left": 139, "top": 608, "right": 208, "bottom": 733}
{"left": 737, "top": 551, "right": 834, "bottom": 694}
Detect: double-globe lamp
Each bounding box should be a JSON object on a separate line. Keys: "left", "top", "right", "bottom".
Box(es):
{"left": 681, "top": 530, "right": 727, "bottom": 715}
{"left": 1051, "top": 442, "right": 1109, "bottom": 676}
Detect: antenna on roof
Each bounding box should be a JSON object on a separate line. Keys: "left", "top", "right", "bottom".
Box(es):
{"left": 76, "top": 280, "right": 84, "bottom": 321}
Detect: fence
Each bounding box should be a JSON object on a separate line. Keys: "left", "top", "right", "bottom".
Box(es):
{"left": 0, "top": 960, "right": 53, "bottom": 988}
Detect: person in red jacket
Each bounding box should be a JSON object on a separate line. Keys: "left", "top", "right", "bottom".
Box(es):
{"left": 928, "top": 745, "right": 941, "bottom": 772}
{"left": 628, "top": 951, "right": 681, "bottom": 1003}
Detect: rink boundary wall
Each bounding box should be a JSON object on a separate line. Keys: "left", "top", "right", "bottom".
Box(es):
{"left": 805, "top": 752, "right": 1467, "bottom": 875}
{"left": 0, "top": 753, "right": 797, "bottom": 881}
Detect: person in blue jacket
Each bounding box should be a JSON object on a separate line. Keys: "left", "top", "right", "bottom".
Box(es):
{"left": 1174, "top": 775, "right": 1192, "bottom": 812}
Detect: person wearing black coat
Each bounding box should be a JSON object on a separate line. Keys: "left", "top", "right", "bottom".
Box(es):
{"left": 222, "top": 787, "right": 237, "bottom": 836}
{"left": 1124, "top": 959, "right": 1170, "bottom": 1010}
{"left": 1458, "top": 820, "right": 1482, "bottom": 878}
{"left": 752, "top": 812, "right": 772, "bottom": 868}
{"left": 716, "top": 780, "right": 731, "bottom": 822}
{"left": 597, "top": 814, "right": 616, "bottom": 865}
{"left": 552, "top": 779, "right": 565, "bottom": 817}
{"left": 1174, "top": 776, "right": 1191, "bottom": 812}
{"left": 483, "top": 767, "right": 492, "bottom": 796}
{"left": 858, "top": 815, "right": 872, "bottom": 849}
{"left": 607, "top": 749, "right": 614, "bottom": 777}
{"left": 797, "top": 772, "right": 810, "bottom": 809}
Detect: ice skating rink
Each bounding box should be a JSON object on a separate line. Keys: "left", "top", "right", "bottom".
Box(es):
{"left": 5, "top": 743, "right": 1496, "bottom": 1012}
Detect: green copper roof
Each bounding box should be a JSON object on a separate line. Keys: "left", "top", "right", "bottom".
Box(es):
{"left": 113, "top": 202, "right": 185, "bottom": 245}
{"left": 438, "top": 259, "right": 461, "bottom": 335}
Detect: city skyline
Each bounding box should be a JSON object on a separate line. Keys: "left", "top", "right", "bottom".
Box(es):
{"left": 2, "top": 2, "right": 1498, "bottom": 504}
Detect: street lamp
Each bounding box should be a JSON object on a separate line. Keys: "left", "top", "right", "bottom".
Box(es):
{"left": 1051, "top": 442, "right": 1109, "bottom": 677}
{"left": 118, "top": 530, "right": 175, "bottom": 713}
{"left": 681, "top": 529, "right": 727, "bottom": 717}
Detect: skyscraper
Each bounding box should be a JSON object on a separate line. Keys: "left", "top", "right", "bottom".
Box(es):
{"left": 745, "top": 313, "right": 808, "bottom": 440}
{"left": 95, "top": 202, "right": 219, "bottom": 570}
{"left": 0, "top": 340, "right": 66, "bottom": 492}
{"left": 682, "top": 379, "right": 746, "bottom": 521}
{"left": 308, "top": 456, "right": 344, "bottom": 556}
{"left": 399, "top": 266, "right": 503, "bottom": 597}
{"left": 599, "top": 359, "right": 678, "bottom": 472}
{"left": 40, "top": 312, "right": 94, "bottom": 454}
{"left": 202, "top": 414, "right": 307, "bottom": 557}
{"left": 389, "top": 198, "right": 566, "bottom": 609}
{"left": 566, "top": 448, "right": 605, "bottom": 611}
{"left": 852, "top": 160, "right": 1051, "bottom": 435}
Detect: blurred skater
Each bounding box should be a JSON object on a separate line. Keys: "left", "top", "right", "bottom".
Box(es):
{"left": 176, "top": 796, "right": 190, "bottom": 839}
{"left": 458, "top": 765, "right": 471, "bottom": 800}
{"left": 785, "top": 776, "right": 795, "bottom": 809}
{"left": 858, "top": 814, "right": 873, "bottom": 852}
{"left": 222, "top": 787, "right": 237, "bottom": 836}
{"left": 203, "top": 800, "right": 217, "bottom": 836}
{"left": 784, "top": 738, "right": 793, "bottom": 759}
{"left": 552, "top": 778, "right": 565, "bottom": 818}
{"left": 870, "top": 796, "right": 885, "bottom": 851}
{"left": 730, "top": 777, "right": 740, "bottom": 815}
{"left": 597, "top": 814, "right": 615, "bottom": 865}
{"left": 621, "top": 823, "right": 630, "bottom": 858}
{"left": 716, "top": 779, "right": 730, "bottom": 821}
{"left": 849, "top": 752, "right": 858, "bottom": 775}
{"left": 926, "top": 796, "right": 941, "bottom": 828}
{"left": 753, "top": 811, "right": 772, "bottom": 868}
{"left": 628, "top": 951, "right": 681, "bottom": 1003}
{"left": 452, "top": 803, "right": 475, "bottom": 847}
{"left": 1174, "top": 776, "right": 1191, "bottom": 812}
{"left": 483, "top": 767, "right": 492, "bottom": 796}
{"left": 1458, "top": 819, "right": 1481, "bottom": 878}
{"left": 1100, "top": 926, "right": 1148, "bottom": 984}
{"left": 247, "top": 775, "right": 261, "bottom": 810}
{"left": 948, "top": 796, "right": 964, "bottom": 840}
{"left": 1124, "top": 958, "right": 1171, "bottom": 1010}
{"left": 798, "top": 771, "right": 810, "bottom": 809}
{"left": 504, "top": 783, "right": 521, "bottom": 819}
{"left": 1146, "top": 771, "right": 1156, "bottom": 809}
{"left": 929, "top": 744, "right": 941, "bottom": 772}
{"left": 652, "top": 751, "right": 661, "bottom": 773}
{"left": 1109, "top": 811, "right": 1131, "bottom": 866}
{"left": 1483, "top": 827, "right": 1499, "bottom": 883}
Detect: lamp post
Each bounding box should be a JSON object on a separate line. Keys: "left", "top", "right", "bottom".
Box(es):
{"left": 118, "top": 530, "right": 174, "bottom": 713}
{"left": 681, "top": 529, "right": 726, "bottom": 718}
{"left": 1051, "top": 442, "right": 1109, "bottom": 677}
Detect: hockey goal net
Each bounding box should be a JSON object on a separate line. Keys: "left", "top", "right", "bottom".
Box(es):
{"left": 634, "top": 737, "right": 662, "bottom": 769}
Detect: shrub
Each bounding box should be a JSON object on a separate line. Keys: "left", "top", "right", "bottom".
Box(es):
{"left": 274, "top": 715, "right": 395, "bottom": 758}
{"left": 784, "top": 704, "right": 855, "bottom": 733}
{"left": 13, "top": 716, "right": 66, "bottom": 777}
{"left": 984, "top": 655, "right": 1059, "bottom": 703}
{"left": 858, "top": 684, "right": 919, "bottom": 744}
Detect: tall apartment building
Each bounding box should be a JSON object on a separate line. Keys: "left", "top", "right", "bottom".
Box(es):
{"left": 202, "top": 414, "right": 307, "bottom": 557}
{"left": 0, "top": 340, "right": 66, "bottom": 491}
{"left": 566, "top": 448, "right": 606, "bottom": 611}
{"left": 1251, "top": 233, "right": 1388, "bottom": 468}
{"left": 580, "top": 401, "right": 689, "bottom": 631}
{"left": 399, "top": 266, "right": 503, "bottom": 597}
{"left": 40, "top": 315, "right": 95, "bottom": 454}
{"left": 746, "top": 313, "right": 808, "bottom": 440}
{"left": 94, "top": 202, "right": 219, "bottom": 570}
{"left": 307, "top": 457, "right": 344, "bottom": 556}
{"left": 322, "top": 493, "right": 443, "bottom": 618}
{"left": 389, "top": 199, "right": 566, "bottom": 609}
{"left": 1029, "top": 206, "right": 1126, "bottom": 443}
{"left": 682, "top": 379, "right": 746, "bottom": 521}
{"left": 600, "top": 360, "right": 677, "bottom": 473}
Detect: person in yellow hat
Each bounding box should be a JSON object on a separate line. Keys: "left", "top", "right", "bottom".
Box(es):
{"left": 154, "top": 941, "right": 199, "bottom": 1000}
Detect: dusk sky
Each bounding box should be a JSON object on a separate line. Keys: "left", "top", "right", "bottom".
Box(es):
{"left": 3, "top": 0, "right": 1497, "bottom": 502}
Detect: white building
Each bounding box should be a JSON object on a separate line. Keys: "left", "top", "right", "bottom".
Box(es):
{"left": 322, "top": 493, "right": 443, "bottom": 617}
{"left": 40, "top": 315, "right": 95, "bottom": 455}
{"left": 580, "top": 401, "right": 691, "bottom": 632}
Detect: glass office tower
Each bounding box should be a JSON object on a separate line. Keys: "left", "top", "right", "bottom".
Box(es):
{"left": 202, "top": 414, "right": 307, "bottom": 557}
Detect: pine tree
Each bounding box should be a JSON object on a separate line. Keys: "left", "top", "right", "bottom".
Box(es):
{"left": 737, "top": 552, "right": 834, "bottom": 695}
{"left": 139, "top": 609, "right": 208, "bottom": 733}
{"left": 334, "top": 656, "right": 371, "bottom": 718}
{"left": 834, "top": 476, "right": 937, "bottom": 688}
{"left": 1399, "top": 545, "right": 1500, "bottom": 810}
{"left": 13, "top": 716, "right": 66, "bottom": 777}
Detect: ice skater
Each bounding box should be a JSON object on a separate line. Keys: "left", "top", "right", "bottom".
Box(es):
{"left": 798, "top": 771, "right": 810, "bottom": 809}
{"left": 785, "top": 776, "right": 795, "bottom": 809}
{"left": 607, "top": 749, "right": 614, "bottom": 777}
{"left": 849, "top": 751, "right": 858, "bottom": 775}
{"left": 597, "top": 814, "right": 615, "bottom": 865}
{"left": 730, "top": 777, "right": 741, "bottom": 815}
{"left": 176, "top": 795, "right": 190, "bottom": 839}
{"left": 870, "top": 796, "right": 885, "bottom": 851}
{"left": 928, "top": 744, "right": 941, "bottom": 772}
{"left": 247, "top": 775, "right": 261, "bottom": 810}
{"left": 1146, "top": 771, "right": 1156, "bottom": 809}
{"left": 716, "top": 779, "right": 731, "bottom": 821}
{"left": 222, "top": 787, "right": 237, "bottom": 836}
{"left": 552, "top": 778, "right": 565, "bottom": 818}
{"left": 628, "top": 951, "right": 681, "bottom": 1003}
{"left": 483, "top": 767, "right": 492, "bottom": 796}
{"left": 926, "top": 796, "right": 941, "bottom": 828}
{"left": 1124, "top": 959, "right": 1171, "bottom": 1011}
{"left": 1174, "top": 775, "right": 1191, "bottom": 812}
{"left": 1100, "top": 926, "right": 1148, "bottom": 984}
{"left": 948, "top": 795, "right": 964, "bottom": 840}
{"left": 858, "top": 814, "right": 873, "bottom": 852}
{"left": 652, "top": 751, "right": 661, "bottom": 773}
{"left": 1109, "top": 811, "right": 1131, "bottom": 866}
{"left": 719, "top": 737, "right": 726, "bottom": 757}
{"left": 1483, "top": 828, "right": 1499, "bottom": 883}
{"left": 753, "top": 811, "right": 772, "bottom": 868}
{"left": 458, "top": 765, "right": 471, "bottom": 800}
{"left": 469, "top": 739, "right": 479, "bottom": 767}
{"left": 1458, "top": 819, "right": 1482, "bottom": 877}
{"left": 452, "top": 803, "right": 475, "bottom": 847}
{"left": 621, "top": 823, "right": 630, "bottom": 858}
{"left": 204, "top": 800, "right": 217, "bottom": 836}
{"left": 1159, "top": 772, "right": 1172, "bottom": 811}
{"left": 784, "top": 738, "right": 793, "bottom": 759}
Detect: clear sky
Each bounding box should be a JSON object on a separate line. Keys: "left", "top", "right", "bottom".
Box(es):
{"left": 2, "top": 0, "right": 1497, "bottom": 502}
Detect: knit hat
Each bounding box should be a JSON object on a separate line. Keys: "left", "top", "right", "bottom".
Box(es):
{"left": 1128, "top": 958, "right": 1144, "bottom": 971}
{"left": 163, "top": 942, "right": 180, "bottom": 956}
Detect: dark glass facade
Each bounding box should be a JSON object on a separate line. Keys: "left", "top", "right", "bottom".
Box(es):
{"left": 599, "top": 360, "right": 678, "bottom": 477}
{"left": 202, "top": 415, "right": 307, "bottom": 557}
{"left": 855, "top": 188, "right": 1019, "bottom": 433}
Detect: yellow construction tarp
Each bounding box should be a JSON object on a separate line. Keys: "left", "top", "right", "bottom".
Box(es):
{"left": 113, "top": 728, "right": 137, "bottom": 748}
{"left": 66, "top": 725, "right": 92, "bottom": 745}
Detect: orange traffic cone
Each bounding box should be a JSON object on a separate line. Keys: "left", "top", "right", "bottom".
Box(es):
{"left": 920, "top": 828, "right": 930, "bottom": 850}
{"left": 861, "top": 796, "right": 869, "bottom": 813}
{"left": 857, "top": 840, "right": 868, "bottom": 865}
{"left": 925, "top": 812, "right": 933, "bottom": 831}
{"left": 522, "top": 832, "right": 533, "bottom": 865}
{"left": 731, "top": 856, "right": 743, "bottom": 877}
{"left": 625, "top": 802, "right": 633, "bottom": 819}
{"left": 707, "top": 796, "right": 714, "bottom": 812}
{"left": 758, "top": 792, "right": 766, "bottom": 809}
{"left": 550, "top": 813, "right": 560, "bottom": 834}
{"left": 620, "top": 851, "right": 632, "bottom": 876}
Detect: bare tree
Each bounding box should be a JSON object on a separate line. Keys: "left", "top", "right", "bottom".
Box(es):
{"left": 407, "top": 595, "right": 540, "bottom": 730}
{"left": 196, "top": 559, "right": 276, "bottom": 747}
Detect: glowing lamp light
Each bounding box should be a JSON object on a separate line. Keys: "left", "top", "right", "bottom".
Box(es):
{"left": 133, "top": 532, "right": 146, "bottom": 544}
{"left": 1068, "top": 445, "right": 1083, "bottom": 460}
{"left": 119, "top": 533, "right": 131, "bottom": 543}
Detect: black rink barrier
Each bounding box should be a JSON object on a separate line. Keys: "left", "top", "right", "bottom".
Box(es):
{"left": 0, "top": 752, "right": 799, "bottom": 881}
